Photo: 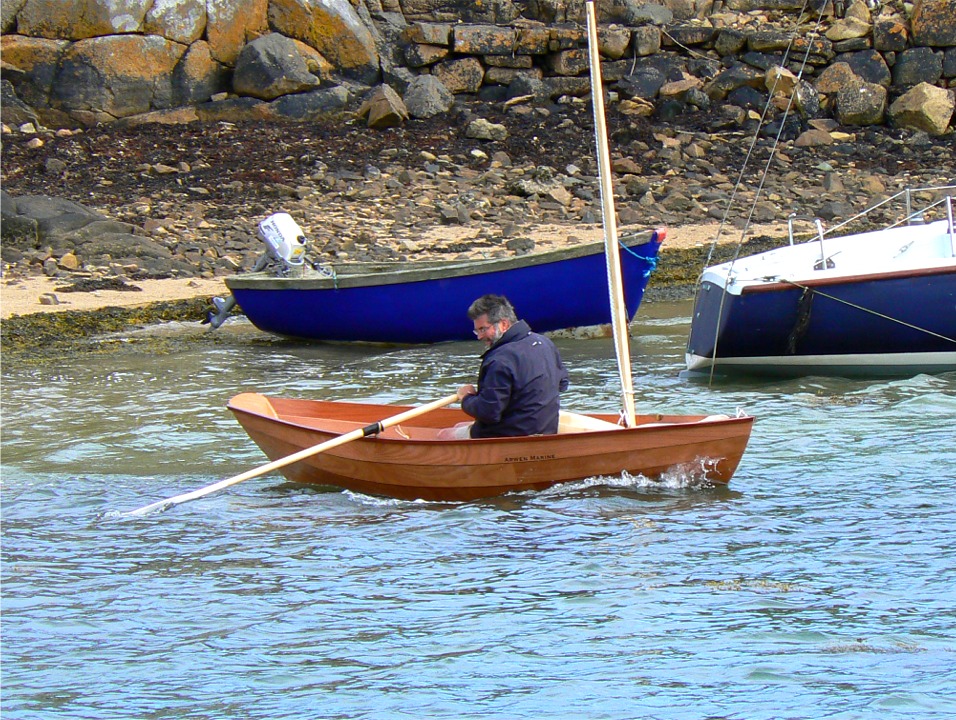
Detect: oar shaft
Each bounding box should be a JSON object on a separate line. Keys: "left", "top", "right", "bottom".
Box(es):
{"left": 127, "top": 393, "right": 460, "bottom": 516}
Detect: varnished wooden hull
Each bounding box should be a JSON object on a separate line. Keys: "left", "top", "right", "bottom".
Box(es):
{"left": 228, "top": 393, "right": 754, "bottom": 501}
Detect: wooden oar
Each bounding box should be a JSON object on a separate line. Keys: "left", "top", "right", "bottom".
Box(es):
{"left": 125, "top": 393, "right": 460, "bottom": 516}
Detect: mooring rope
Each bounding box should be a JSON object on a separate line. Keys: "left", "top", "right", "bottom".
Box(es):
{"left": 618, "top": 238, "right": 659, "bottom": 277}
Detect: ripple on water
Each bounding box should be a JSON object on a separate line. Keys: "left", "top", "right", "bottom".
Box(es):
{"left": 2, "top": 322, "right": 955, "bottom": 719}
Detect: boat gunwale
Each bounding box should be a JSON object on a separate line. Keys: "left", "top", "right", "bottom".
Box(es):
{"left": 736, "top": 262, "right": 956, "bottom": 295}
{"left": 225, "top": 231, "right": 660, "bottom": 291}
{"left": 227, "top": 394, "right": 754, "bottom": 449}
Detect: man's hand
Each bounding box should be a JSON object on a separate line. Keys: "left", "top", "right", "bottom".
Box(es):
{"left": 457, "top": 384, "right": 477, "bottom": 402}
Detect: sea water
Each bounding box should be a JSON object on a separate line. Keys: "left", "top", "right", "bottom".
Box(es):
{"left": 2, "top": 302, "right": 954, "bottom": 719}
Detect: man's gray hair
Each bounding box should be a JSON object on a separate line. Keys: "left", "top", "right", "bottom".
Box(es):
{"left": 468, "top": 294, "right": 518, "bottom": 324}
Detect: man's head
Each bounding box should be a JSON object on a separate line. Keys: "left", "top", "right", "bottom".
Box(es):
{"left": 468, "top": 294, "right": 517, "bottom": 348}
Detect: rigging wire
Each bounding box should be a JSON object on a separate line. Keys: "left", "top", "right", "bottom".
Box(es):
{"left": 700, "top": 1, "right": 827, "bottom": 384}
{"left": 777, "top": 279, "right": 956, "bottom": 345}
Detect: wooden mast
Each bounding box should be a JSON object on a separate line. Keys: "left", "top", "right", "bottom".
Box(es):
{"left": 586, "top": 0, "right": 636, "bottom": 427}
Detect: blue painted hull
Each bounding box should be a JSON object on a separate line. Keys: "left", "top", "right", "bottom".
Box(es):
{"left": 227, "top": 234, "right": 662, "bottom": 343}
{"left": 687, "top": 268, "right": 956, "bottom": 376}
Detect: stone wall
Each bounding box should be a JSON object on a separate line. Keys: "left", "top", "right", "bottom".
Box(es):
{"left": 1, "top": 0, "right": 954, "bottom": 134}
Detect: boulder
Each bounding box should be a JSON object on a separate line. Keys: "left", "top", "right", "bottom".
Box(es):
{"left": 794, "top": 128, "right": 834, "bottom": 147}
{"left": 873, "top": 15, "right": 908, "bottom": 53}
{"left": 232, "top": 33, "right": 320, "bottom": 100}
{"left": 888, "top": 82, "right": 955, "bottom": 135}
{"left": 405, "top": 22, "right": 452, "bottom": 46}
{"left": 911, "top": 0, "right": 956, "bottom": 47}
{"left": 825, "top": 17, "right": 871, "bottom": 42}
{"left": 193, "top": 95, "right": 271, "bottom": 122}
{"left": 620, "top": 1, "right": 673, "bottom": 25}
{"left": 206, "top": 0, "right": 269, "bottom": 66}
{"left": 522, "top": 0, "right": 575, "bottom": 23}
{"left": 598, "top": 26, "right": 631, "bottom": 60}
{"left": 748, "top": 31, "right": 793, "bottom": 53}
{"left": 356, "top": 84, "right": 409, "bottom": 128}
{"left": 51, "top": 35, "right": 186, "bottom": 120}
{"left": 1, "top": 0, "right": 25, "bottom": 33}
{"left": 404, "top": 43, "right": 449, "bottom": 68}
{"left": 1, "top": 192, "right": 101, "bottom": 250}
{"left": 659, "top": 74, "right": 702, "bottom": 102}
{"left": 0, "top": 191, "right": 193, "bottom": 276}
{"left": 506, "top": 74, "right": 550, "bottom": 102}
{"left": 705, "top": 64, "right": 764, "bottom": 102}
{"left": 892, "top": 47, "right": 944, "bottom": 88}
{"left": 453, "top": 24, "right": 518, "bottom": 55}
{"left": 726, "top": 84, "right": 766, "bottom": 110}
{"left": 513, "top": 25, "right": 551, "bottom": 55}
{"left": 765, "top": 66, "right": 798, "bottom": 98}
{"left": 788, "top": 34, "right": 832, "bottom": 66}
{"left": 5, "top": 193, "right": 100, "bottom": 221}
{"left": 0, "top": 34, "right": 68, "bottom": 108}
{"left": 548, "top": 48, "right": 588, "bottom": 76}
{"left": 715, "top": 28, "right": 747, "bottom": 57}
{"left": 1, "top": 191, "right": 39, "bottom": 250}
{"left": 631, "top": 25, "right": 662, "bottom": 56}
{"left": 814, "top": 62, "right": 858, "bottom": 94}
{"left": 144, "top": 0, "right": 206, "bottom": 45}
{"left": 836, "top": 49, "right": 891, "bottom": 87}
{"left": 544, "top": 75, "right": 590, "bottom": 99}
{"left": 834, "top": 77, "right": 887, "bottom": 126}
{"left": 403, "top": 74, "right": 454, "bottom": 118}
{"left": 618, "top": 67, "right": 666, "bottom": 99}
{"left": 845, "top": 0, "right": 872, "bottom": 22}
{"left": 381, "top": 64, "right": 417, "bottom": 95}
{"left": 268, "top": 0, "right": 380, "bottom": 84}
{"left": 291, "top": 38, "right": 334, "bottom": 79}
{"left": 113, "top": 106, "right": 201, "bottom": 127}
{"left": 267, "top": 86, "right": 350, "bottom": 121}
{"left": 484, "top": 60, "right": 539, "bottom": 83}
{"left": 465, "top": 118, "right": 508, "bottom": 141}
{"left": 72, "top": 229, "right": 171, "bottom": 260}
{"left": 793, "top": 81, "right": 822, "bottom": 119}
{"left": 433, "top": 56, "right": 484, "bottom": 94}
{"left": 665, "top": 25, "right": 717, "bottom": 48}
{"left": 1, "top": 78, "right": 38, "bottom": 125}
{"left": 16, "top": 0, "right": 150, "bottom": 39}
{"left": 172, "top": 41, "right": 227, "bottom": 106}
{"left": 946, "top": 48, "right": 956, "bottom": 78}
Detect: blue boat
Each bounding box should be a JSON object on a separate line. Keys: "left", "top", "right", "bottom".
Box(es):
{"left": 686, "top": 187, "right": 956, "bottom": 377}
{"left": 220, "top": 229, "right": 664, "bottom": 344}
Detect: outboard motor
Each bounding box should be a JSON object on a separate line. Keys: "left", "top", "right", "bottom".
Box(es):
{"left": 206, "top": 212, "right": 308, "bottom": 328}
{"left": 257, "top": 212, "right": 307, "bottom": 267}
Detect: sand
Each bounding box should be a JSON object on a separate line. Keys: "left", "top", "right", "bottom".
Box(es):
{"left": 1, "top": 276, "right": 228, "bottom": 319}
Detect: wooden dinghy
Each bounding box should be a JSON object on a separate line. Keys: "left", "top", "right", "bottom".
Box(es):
{"left": 227, "top": 393, "right": 755, "bottom": 502}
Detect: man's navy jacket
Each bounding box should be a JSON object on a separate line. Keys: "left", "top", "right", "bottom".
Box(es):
{"left": 462, "top": 320, "right": 570, "bottom": 438}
